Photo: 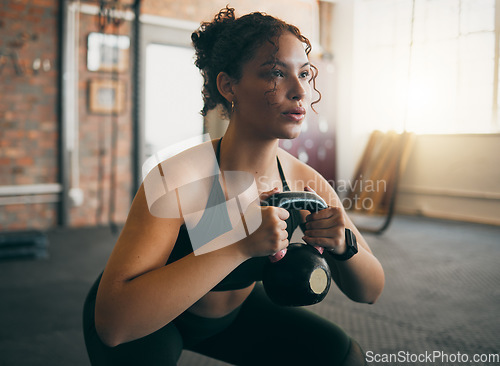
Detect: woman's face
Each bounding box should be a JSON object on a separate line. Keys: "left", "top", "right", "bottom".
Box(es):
{"left": 231, "top": 33, "right": 313, "bottom": 140}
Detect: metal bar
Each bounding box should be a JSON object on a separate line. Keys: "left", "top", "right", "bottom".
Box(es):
{"left": 0, "top": 184, "right": 63, "bottom": 196}
{"left": 131, "top": 0, "right": 142, "bottom": 197}
{"left": 493, "top": 0, "right": 500, "bottom": 131}
{"left": 58, "top": 0, "right": 71, "bottom": 226}
{"left": 0, "top": 194, "right": 60, "bottom": 206}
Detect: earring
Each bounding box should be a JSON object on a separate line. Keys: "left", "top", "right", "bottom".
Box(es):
{"left": 231, "top": 100, "right": 235, "bottom": 112}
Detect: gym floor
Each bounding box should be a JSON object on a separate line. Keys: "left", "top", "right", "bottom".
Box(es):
{"left": 1, "top": 214, "right": 499, "bottom": 366}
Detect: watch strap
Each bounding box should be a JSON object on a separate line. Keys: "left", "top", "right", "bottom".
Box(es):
{"left": 328, "top": 228, "right": 358, "bottom": 261}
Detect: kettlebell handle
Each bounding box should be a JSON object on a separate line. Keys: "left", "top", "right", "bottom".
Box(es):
{"left": 263, "top": 192, "right": 328, "bottom": 262}
{"left": 263, "top": 191, "right": 328, "bottom": 213}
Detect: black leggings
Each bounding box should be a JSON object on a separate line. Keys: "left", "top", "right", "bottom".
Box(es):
{"left": 83, "top": 278, "right": 366, "bottom": 365}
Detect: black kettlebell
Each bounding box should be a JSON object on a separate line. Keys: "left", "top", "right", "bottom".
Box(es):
{"left": 262, "top": 192, "right": 332, "bottom": 306}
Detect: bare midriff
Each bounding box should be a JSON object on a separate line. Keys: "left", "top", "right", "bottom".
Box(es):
{"left": 187, "top": 282, "right": 256, "bottom": 318}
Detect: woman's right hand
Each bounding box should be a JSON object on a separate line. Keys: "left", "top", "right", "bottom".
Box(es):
{"left": 237, "top": 187, "right": 290, "bottom": 259}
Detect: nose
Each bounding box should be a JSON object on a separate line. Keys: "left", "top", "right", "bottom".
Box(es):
{"left": 288, "top": 76, "right": 307, "bottom": 101}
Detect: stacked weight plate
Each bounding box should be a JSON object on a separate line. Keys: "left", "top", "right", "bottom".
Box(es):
{"left": 0, "top": 231, "right": 49, "bottom": 260}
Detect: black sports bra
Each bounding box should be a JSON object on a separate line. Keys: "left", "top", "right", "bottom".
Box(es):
{"left": 166, "top": 138, "right": 302, "bottom": 291}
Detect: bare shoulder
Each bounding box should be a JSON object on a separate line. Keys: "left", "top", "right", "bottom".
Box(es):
{"left": 276, "top": 147, "right": 315, "bottom": 181}
{"left": 144, "top": 139, "right": 219, "bottom": 189}
{"left": 103, "top": 140, "right": 219, "bottom": 282}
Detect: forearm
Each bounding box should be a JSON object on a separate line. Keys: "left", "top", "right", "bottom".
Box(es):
{"left": 327, "top": 245, "right": 385, "bottom": 303}
{"left": 95, "top": 243, "right": 248, "bottom": 347}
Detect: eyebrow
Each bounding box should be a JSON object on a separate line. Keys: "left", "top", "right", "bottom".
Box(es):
{"left": 260, "top": 60, "right": 310, "bottom": 69}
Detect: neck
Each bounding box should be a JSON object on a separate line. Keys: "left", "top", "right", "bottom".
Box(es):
{"left": 219, "top": 122, "right": 279, "bottom": 178}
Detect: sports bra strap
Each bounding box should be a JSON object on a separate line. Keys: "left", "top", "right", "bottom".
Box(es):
{"left": 276, "top": 157, "right": 290, "bottom": 192}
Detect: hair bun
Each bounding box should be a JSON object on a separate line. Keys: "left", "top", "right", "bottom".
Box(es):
{"left": 192, "top": 6, "right": 236, "bottom": 70}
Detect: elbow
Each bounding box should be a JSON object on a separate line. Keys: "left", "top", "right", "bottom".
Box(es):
{"left": 94, "top": 301, "right": 130, "bottom": 347}
{"left": 365, "top": 291, "right": 382, "bottom": 305}
{"left": 95, "top": 315, "right": 126, "bottom": 348}
{"left": 348, "top": 290, "right": 382, "bottom": 305}
{"left": 349, "top": 272, "right": 385, "bottom": 304}
{"left": 99, "top": 335, "right": 122, "bottom": 348}
{"left": 94, "top": 301, "right": 171, "bottom": 348}
{"left": 365, "top": 272, "right": 385, "bottom": 304}
{"left": 94, "top": 284, "right": 133, "bottom": 347}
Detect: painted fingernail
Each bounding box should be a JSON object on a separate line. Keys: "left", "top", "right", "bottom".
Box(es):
{"left": 312, "top": 245, "right": 324, "bottom": 254}
{"left": 270, "top": 249, "right": 287, "bottom": 262}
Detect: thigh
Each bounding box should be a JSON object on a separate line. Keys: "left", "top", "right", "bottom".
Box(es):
{"left": 190, "top": 283, "right": 352, "bottom": 366}
{"left": 83, "top": 275, "right": 184, "bottom": 366}
{"left": 85, "top": 324, "right": 184, "bottom": 366}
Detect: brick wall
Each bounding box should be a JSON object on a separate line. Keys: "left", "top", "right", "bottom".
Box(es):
{"left": 70, "top": 14, "right": 133, "bottom": 227}
{"left": 0, "top": 0, "right": 60, "bottom": 231}
{"left": 0, "top": 0, "right": 318, "bottom": 232}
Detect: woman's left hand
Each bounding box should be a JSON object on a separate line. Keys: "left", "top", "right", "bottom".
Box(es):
{"left": 301, "top": 186, "right": 347, "bottom": 255}
{"left": 300, "top": 186, "right": 384, "bottom": 304}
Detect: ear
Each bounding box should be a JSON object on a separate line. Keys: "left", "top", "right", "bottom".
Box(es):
{"left": 216, "top": 71, "right": 235, "bottom": 104}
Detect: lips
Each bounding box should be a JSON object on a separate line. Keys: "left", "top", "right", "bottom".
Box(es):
{"left": 282, "top": 107, "right": 306, "bottom": 121}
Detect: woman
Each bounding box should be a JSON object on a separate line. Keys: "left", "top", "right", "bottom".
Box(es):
{"left": 83, "top": 7, "right": 384, "bottom": 365}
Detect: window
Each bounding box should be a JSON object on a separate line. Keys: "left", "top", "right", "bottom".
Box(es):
{"left": 144, "top": 43, "right": 203, "bottom": 158}
{"left": 352, "top": 0, "right": 498, "bottom": 134}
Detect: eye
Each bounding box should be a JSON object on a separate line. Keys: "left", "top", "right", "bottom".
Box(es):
{"left": 271, "top": 69, "right": 285, "bottom": 78}
{"left": 300, "top": 70, "right": 311, "bottom": 79}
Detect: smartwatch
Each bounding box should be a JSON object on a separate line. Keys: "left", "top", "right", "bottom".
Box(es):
{"left": 328, "top": 228, "right": 358, "bottom": 261}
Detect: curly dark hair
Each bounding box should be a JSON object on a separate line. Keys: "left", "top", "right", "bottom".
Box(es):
{"left": 191, "top": 6, "right": 320, "bottom": 117}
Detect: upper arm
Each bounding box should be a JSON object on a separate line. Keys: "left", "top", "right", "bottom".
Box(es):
{"left": 100, "top": 183, "right": 183, "bottom": 285}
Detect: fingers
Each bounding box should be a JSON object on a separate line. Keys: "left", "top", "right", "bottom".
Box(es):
{"left": 277, "top": 207, "right": 290, "bottom": 221}
{"left": 279, "top": 215, "right": 288, "bottom": 230}
{"left": 259, "top": 187, "right": 289, "bottom": 222}
{"left": 304, "top": 226, "right": 343, "bottom": 241}
{"left": 300, "top": 188, "right": 346, "bottom": 251}
{"left": 260, "top": 187, "right": 281, "bottom": 202}
{"left": 304, "top": 185, "right": 315, "bottom": 193}
{"left": 242, "top": 188, "right": 291, "bottom": 258}
{"left": 305, "top": 206, "right": 343, "bottom": 226}
{"left": 302, "top": 223, "right": 344, "bottom": 250}
{"left": 303, "top": 211, "right": 344, "bottom": 243}
{"left": 303, "top": 185, "right": 342, "bottom": 225}
{"left": 259, "top": 187, "right": 289, "bottom": 219}
{"left": 261, "top": 205, "right": 289, "bottom": 239}
{"left": 267, "top": 215, "right": 289, "bottom": 257}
